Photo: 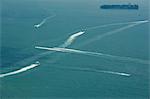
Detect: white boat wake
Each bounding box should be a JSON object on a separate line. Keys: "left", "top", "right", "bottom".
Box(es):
{"left": 34, "top": 14, "right": 56, "bottom": 28}
{"left": 52, "top": 66, "right": 131, "bottom": 77}
{"left": 61, "top": 31, "right": 85, "bottom": 47}
{"left": 35, "top": 47, "right": 150, "bottom": 65}
{"left": 0, "top": 61, "right": 40, "bottom": 78}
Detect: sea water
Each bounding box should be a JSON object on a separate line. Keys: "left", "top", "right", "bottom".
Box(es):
{"left": 1, "top": 0, "right": 149, "bottom": 98}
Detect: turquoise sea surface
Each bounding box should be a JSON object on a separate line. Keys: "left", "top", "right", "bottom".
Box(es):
{"left": 1, "top": 0, "right": 149, "bottom": 99}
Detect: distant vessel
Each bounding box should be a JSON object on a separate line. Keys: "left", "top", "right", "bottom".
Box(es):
{"left": 100, "top": 4, "right": 139, "bottom": 10}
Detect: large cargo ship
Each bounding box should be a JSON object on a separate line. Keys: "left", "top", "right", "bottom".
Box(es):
{"left": 100, "top": 4, "right": 139, "bottom": 10}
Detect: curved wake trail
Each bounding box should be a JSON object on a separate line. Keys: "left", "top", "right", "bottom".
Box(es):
{"left": 52, "top": 66, "right": 131, "bottom": 77}
{"left": 0, "top": 61, "right": 40, "bottom": 78}
{"left": 61, "top": 31, "right": 85, "bottom": 47}
{"left": 86, "top": 20, "right": 148, "bottom": 30}
{"left": 34, "top": 14, "right": 56, "bottom": 28}
{"left": 35, "top": 47, "right": 150, "bottom": 65}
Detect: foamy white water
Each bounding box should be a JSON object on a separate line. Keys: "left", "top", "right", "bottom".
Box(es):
{"left": 61, "top": 31, "right": 85, "bottom": 47}
{"left": 0, "top": 61, "right": 40, "bottom": 78}
{"left": 34, "top": 14, "right": 56, "bottom": 28}
{"left": 35, "top": 47, "right": 150, "bottom": 65}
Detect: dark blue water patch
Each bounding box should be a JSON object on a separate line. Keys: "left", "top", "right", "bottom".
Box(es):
{"left": 0, "top": 46, "right": 37, "bottom": 68}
